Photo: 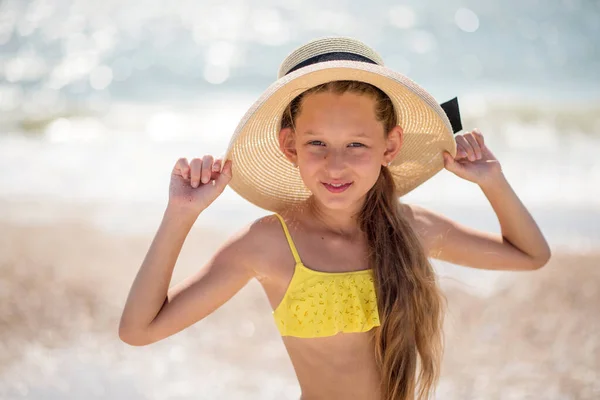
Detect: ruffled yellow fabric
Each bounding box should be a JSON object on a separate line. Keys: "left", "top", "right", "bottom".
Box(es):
{"left": 272, "top": 214, "right": 380, "bottom": 338}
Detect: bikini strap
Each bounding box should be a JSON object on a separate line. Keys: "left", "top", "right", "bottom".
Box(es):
{"left": 274, "top": 213, "right": 302, "bottom": 264}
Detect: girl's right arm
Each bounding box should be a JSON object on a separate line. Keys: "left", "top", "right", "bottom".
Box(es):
{"left": 118, "top": 156, "right": 256, "bottom": 346}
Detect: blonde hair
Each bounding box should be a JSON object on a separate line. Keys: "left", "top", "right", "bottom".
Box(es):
{"left": 281, "top": 81, "right": 446, "bottom": 400}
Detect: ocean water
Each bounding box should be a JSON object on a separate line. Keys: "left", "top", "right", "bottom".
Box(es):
{"left": 0, "top": 0, "right": 598, "bottom": 235}
{"left": 1, "top": 0, "right": 599, "bottom": 398}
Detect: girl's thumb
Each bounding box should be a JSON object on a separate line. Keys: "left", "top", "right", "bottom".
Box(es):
{"left": 443, "top": 152, "right": 458, "bottom": 172}
{"left": 215, "top": 160, "right": 233, "bottom": 189}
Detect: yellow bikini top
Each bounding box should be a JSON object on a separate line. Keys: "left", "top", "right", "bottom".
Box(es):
{"left": 272, "top": 214, "right": 381, "bottom": 338}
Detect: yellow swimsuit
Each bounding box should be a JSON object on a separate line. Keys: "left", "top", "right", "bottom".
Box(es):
{"left": 272, "top": 214, "right": 381, "bottom": 338}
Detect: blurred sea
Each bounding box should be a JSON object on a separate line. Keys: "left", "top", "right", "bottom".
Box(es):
{"left": 1, "top": 0, "right": 599, "bottom": 399}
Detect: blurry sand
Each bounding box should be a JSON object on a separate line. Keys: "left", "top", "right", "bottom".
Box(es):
{"left": 0, "top": 218, "right": 599, "bottom": 399}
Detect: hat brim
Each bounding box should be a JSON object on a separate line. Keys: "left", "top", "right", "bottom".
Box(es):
{"left": 224, "top": 60, "right": 457, "bottom": 212}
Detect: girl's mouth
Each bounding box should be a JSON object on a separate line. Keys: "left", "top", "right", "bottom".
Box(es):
{"left": 322, "top": 182, "right": 353, "bottom": 193}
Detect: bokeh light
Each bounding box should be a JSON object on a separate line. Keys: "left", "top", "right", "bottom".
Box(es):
{"left": 455, "top": 8, "right": 480, "bottom": 33}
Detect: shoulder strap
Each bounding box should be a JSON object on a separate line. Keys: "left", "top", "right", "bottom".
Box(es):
{"left": 274, "top": 213, "right": 302, "bottom": 264}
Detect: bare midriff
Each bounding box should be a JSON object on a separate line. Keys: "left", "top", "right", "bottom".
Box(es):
{"left": 282, "top": 332, "right": 382, "bottom": 400}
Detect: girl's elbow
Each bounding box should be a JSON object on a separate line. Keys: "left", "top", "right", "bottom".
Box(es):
{"left": 530, "top": 248, "right": 552, "bottom": 270}
{"left": 118, "top": 322, "right": 154, "bottom": 347}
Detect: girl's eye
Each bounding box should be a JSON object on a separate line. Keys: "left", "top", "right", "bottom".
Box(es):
{"left": 307, "top": 141, "right": 366, "bottom": 148}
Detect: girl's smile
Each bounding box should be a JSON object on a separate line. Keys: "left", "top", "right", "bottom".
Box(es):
{"left": 322, "top": 181, "right": 353, "bottom": 193}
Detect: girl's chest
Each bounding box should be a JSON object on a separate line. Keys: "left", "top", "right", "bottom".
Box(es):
{"left": 292, "top": 233, "right": 371, "bottom": 273}
{"left": 259, "top": 235, "right": 379, "bottom": 338}
{"left": 259, "top": 235, "right": 370, "bottom": 305}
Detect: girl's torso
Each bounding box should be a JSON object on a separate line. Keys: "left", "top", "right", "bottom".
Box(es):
{"left": 252, "top": 212, "right": 383, "bottom": 399}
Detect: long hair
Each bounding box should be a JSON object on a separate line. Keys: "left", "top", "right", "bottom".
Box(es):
{"left": 281, "top": 81, "right": 446, "bottom": 400}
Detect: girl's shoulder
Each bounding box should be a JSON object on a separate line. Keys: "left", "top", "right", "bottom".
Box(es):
{"left": 243, "top": 213, "right": 287, "bottom": 245}
{"left": 399, "top": 202, "right": 457, "bottom": 256}
{"left": 231, "top": 213, "right": 298, "bottom": 281}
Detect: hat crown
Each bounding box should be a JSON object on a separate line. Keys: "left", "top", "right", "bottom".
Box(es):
{"left": 277, "top": 36, "right": 385, "bottom": 79}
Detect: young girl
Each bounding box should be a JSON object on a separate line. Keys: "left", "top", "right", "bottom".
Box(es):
{"left": 119, "top": 37, "right": 551, "bottom": 400}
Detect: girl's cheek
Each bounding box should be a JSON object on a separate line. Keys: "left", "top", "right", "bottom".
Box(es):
{"left": 307, "top": 147, "right": 327, "bottom": 157}
{"left": 347, "top": 151, "right": 374, "bottom": 166}
{"left": 300, "top": 149, "right": 326, "bottom": 163}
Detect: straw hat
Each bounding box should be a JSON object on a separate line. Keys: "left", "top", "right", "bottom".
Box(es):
{"left": 224, "top": 36, "right": 462, "bottom": 212}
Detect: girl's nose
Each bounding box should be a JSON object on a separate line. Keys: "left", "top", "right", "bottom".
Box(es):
{"left": 324, "top": 150, "right": 345, "bottom": 172}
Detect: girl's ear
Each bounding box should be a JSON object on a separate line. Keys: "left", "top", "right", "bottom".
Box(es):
{"left": 382, "top": 125, "right": 403, "bottom": 166}
{"left": 278, "top": 127, "right": 298, "bottom": 165}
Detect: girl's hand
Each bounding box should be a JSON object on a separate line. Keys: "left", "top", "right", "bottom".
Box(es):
{"left": 168, "top": 156, "right": 232, "bottom": 214}
{"left": 442, "top": 129, "right": 502, "bottom": 186}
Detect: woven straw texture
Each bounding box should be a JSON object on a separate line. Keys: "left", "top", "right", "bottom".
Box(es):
{"left": 278, "top": 36, "right": 385, "bottom": 78}
{"left": 224, "top": 38, "right": 457, "bottom": 212}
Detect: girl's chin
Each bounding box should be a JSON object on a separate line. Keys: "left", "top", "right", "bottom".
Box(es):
{"left": 309, "top": 188, "right": 366, "bottom": 210}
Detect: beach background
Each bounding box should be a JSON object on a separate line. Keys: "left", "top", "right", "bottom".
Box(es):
{"left": 0, "top": 0, "right": 599, "bottom": 398}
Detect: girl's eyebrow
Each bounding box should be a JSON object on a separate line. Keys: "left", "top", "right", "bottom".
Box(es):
{"left": 304, "top": 130, "right": 371, "bottom": 138}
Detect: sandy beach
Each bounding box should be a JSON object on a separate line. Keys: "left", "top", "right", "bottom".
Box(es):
{"left": 1, "top": 214, "right": 598, "bottom": 399}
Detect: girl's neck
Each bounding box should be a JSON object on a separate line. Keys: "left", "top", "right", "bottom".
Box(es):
{"left": 305, "top": 196, "right": 364, "bottom": 238}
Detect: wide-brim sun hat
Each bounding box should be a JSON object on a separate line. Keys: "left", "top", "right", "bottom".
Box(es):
{"left": 224, "top": 36, "right": 462, "bottom": 212}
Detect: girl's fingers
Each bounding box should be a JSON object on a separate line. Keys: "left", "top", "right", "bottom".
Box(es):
{"left": 190, "top": 158, "right": 203, "bottom": 188}
{"left": 472, "top": 128, "right": 485, "bottom": 148}
{"left": 174, "top": 158, "right": 190, "bottom": 178}
{"left": 222, "top": 159, "right": 232, "bottom": 178}
{"left": 456, "top": 142, "right": 468, "bottom": 159}
{"left": 209, "top": 158, "right": 223, "bottom": 181}
{"left": 201, "top": 155, "right": 214, "bottom": 184}
{"left": 174, "top": 155, "right": 224, "bottom": 187}
{"left": 444, "top": 151, "right": 462, "bottom": 171}
{"left": 212, "top": 158, "right": 222, "bottom": 173}
{"left": 214, "top": 159, "right": 233, "bottom": 190}
{"left": 456, "top": 135, "right": 474, "bottom": 161}
{"left": 464, "top": 132, "right": 482, "bottom": 160}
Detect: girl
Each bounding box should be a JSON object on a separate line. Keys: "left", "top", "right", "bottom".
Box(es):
{"left": 119, "top": 37, "right": 551, "bottom": 400}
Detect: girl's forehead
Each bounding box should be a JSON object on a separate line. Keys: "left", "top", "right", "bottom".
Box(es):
{"left": 298, "top": 93, "right": 378, "bottom": 121}
{"left": 291, "top": 92, "right": 386, "bottom": 138}
{"left": 302, "top": 90, "right": 376, "bottom": 106}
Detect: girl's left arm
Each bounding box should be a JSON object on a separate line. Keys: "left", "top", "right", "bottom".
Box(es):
{"left": 407, "top": 129, "right": 551, "bottom": 271}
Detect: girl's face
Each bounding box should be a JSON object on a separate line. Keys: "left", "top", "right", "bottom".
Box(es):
{"left": 281, "top": 91, "right": 403, "bottom": 211}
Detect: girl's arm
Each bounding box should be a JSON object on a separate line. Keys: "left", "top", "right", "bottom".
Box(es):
{"left": 407, "top": 129, "right": 551, "bottom": 271}
{"left": 118, "top": 206, "right": 257, "bottom": 346}
{"left": 119, "top": 156, "right": 257, "bottom": 346}
{"left": 407, "top": 175, "right": 551, "bottom": 271}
